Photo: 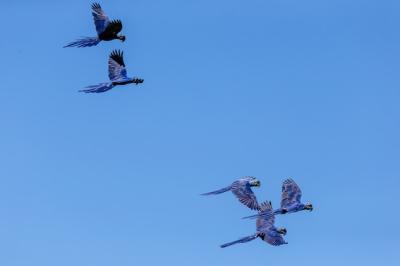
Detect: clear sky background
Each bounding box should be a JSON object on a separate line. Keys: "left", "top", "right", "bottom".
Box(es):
{"left": 0, "top": 0, "right": 399, "bottom": 265}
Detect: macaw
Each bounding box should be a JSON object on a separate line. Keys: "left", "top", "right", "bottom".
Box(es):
{"left": 80, "top": 50, "right": 143, "bottom": 93}
{"left": 201, "top": 176, "right": 261, "bottom": 210}
{"left": 64, "top": 3, "right": 126, "bottom": 48}
{"left": 243, "top": 178, "right": 313, "bottom": 220}
{"left": 221, "top": 202, "right": 288, "bottom": 248}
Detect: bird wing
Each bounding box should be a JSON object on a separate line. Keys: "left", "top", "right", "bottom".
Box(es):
{"left": 105, "top": 19, "right": 123, "bottom": 35}
{"left": 256, "top": 202, "right": 275, "bottom": 230}
{"left": 261, "top": 230, "right": 287, "bottom": 246}
{"left": 231, "top": 181, "right": 259, "bottom": 210}
{"left": 280, "top": 178, "right": 302, "bottom": 209}
{"left": 108, "top": 50, "right": 128, "bottom": 81}
{"left": 255, "top": 202, "right": 287, "bottom": 246}
{"left": 91, "top": 3, "right": 110, "bottom": 35}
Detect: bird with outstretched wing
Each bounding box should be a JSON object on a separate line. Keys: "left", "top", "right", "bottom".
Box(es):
{"left": 201, "top": 176, "right": 261, "bottom": 210}
{"left": 80, "top": 50, "right": 143, "bottom": 93}
{"left": 64, "top": 3, "right": 126, "bottom": 48}
{"left": 242, "top": 178, "right": 313, "bottom": 220}
{"left": 220, "top": 201, "right": 288, "bottom": 248}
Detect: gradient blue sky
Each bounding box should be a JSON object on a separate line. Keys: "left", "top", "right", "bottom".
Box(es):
{"left": 1, "top": 0, "right": 399, "bottom": 265}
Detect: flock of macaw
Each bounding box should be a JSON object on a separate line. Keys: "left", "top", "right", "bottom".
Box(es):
{"left": 64, "top": 3, "right": 143, "bottom": 93}
{"left": 64, "top": 3, "right": 314, "bottom": 249}
{"left": 202, "top": 177, "right": 313, "bottom": 248}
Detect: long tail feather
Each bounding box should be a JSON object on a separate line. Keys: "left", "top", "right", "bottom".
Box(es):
{"left": 201, "top": 185, "right": 231, "bottom": 196}
{"left": 242, "top": 213, "right": 261, "bottom": 220}
{"left": 64, "top": 37, "right": 101, "bottom": 48}
{"left": 242, "top": 210, "right": 275, "bottom": 220}
{"left": 220, "top": 234, "right": 258, "bottom": 248}
{"left": 79, "top": 83, "right": 113, "bottom": 93}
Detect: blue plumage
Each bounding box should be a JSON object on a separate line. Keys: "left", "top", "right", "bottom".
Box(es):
{"left": 243, "top": 178, "right": 313, "bottom": 219}
{"left": 220, "top": 202, "right": 288, "bottom": 248}
{"left": 80, "top": 50, "right": 143, "bottom": 93}
{"left": 64, "top": 3, "right": 125, "bottom": 48}
{"left": 91, "top": 2, "right": 109, "bottom": 35}
{"left": 201, "top": 176, "right": 261, "bottom": 210}
{"left": 220, "top": 234, "right": 258, "bottom": 248}
{"left": 108, "top": 50, "right": 128, "bottom": 81}
{"left": 79, "top": 83, "right": 114, "bottom": 93}
{"left": 200, "top": 186, "right": 232, "bottom": 196}
{"left": 63, "top": 37, "right": 101, "bottom": 48}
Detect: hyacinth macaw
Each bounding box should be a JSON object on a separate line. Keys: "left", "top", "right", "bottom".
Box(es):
{"left": 64, "top": 3, "right": 126, "bottom": 48}
{"left": 80, "top": 50, "right": 143, "bottom": 93}
{"left": 243, "top": 178, "right": 313, "bottom": 220}
{"left": 201, "top": 176, "right": 261, "bottom": 210}
{"left": 220, "top": 201, "right": 288, "bottom": 248}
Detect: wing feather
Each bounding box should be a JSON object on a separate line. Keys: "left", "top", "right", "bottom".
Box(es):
{"left": 231, "top": 181, "right": 259, "bottom": 210}
{"left": 256, "top": 202, "right": 274, "bottom": 230}
{"left": 91, "top": 2, "right": 110, "bottom": 35}
{"left": 108, "top": 50, "right": 128, "bottom": 81}
{"left": 280, "top": 178, "right": 302, "bottom": 209}
{"left": 105, "top": 19, "right": 123, "bottom": 35}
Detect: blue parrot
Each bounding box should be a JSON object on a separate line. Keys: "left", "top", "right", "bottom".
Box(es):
{"left": 80, "top": 50, "right": 143, "bottom": 93}
{"left": 243, "top": 178, "right": 313, "bottom": 220}
{"left": 201, "top": 176, "right": 261, "bottom": 210}
{"left": 64, "top": 3, "right": 126, "bottom": 48}
{"left": 220, "top": 201, "right": 288, "bottom": 248}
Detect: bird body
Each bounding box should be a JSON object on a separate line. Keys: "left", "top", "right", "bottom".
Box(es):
{"left": 80, "top": 50, "right": 143, "bottom": 93}
{"left": 64, "top": 3, "right": 125, "bottom": 48}
{"left": 201, "top": 176, "right": 261, "bottom": 210}
{"left": 97, "top": 20, "right": 124, "bottom": 41}
{"left": 243, "top": 178, "right": 313, "bottom": 219}
{"left": 274, "top": 203, "right": 306, "bottom": 215}
{"left": 220, "top": 202, "right": 287, "bottom": 248}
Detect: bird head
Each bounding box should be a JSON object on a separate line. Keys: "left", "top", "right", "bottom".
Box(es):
{"left": 133, "top": 78, "right": 144, "bottom": 85}
{"left": 249, "top": 178, "right": 261, "bottom": 187}
{"left": 118, "top": 35, "right": 126, "bottom": 42}
{"left": 277, "top": 227, "right": 287, "bottom": 235}
{"left": 304, "top": 202, "right": 313, "bottom": 212}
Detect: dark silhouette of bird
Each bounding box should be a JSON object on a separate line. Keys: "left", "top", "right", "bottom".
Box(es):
{"left": 243, "top": 178, "right": 313, "bottom": 220}
{"left": 64, "top": 3, "right": 126, "bottom": 48}
{"left": 201, "top": 176, "right": 261, "bottom": 210}
{"left": 80, "top": 50, "right": 143, "bottom": 93}
{"left": 220, "top": 202, "right": 288, "bottom": 248}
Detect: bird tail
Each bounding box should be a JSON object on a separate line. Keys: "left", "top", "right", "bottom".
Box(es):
{"left": 220, "top": 234, "right": 258, "bottom": 248}
{"left": 242, "top": 210, "right": 275, "bottom": 220}
{"left": 200, "top": 185, "right": 232, "bottom": 196}
{"left": 64, "top": 37, "right": 101, "bottom": 48}
{"left": 79, "top": 83, "right": 114, "bottom": 93}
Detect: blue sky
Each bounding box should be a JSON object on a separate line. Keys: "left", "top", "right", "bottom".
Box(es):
{"left": 0, "top": 0, "right": 399, "bottom": 265}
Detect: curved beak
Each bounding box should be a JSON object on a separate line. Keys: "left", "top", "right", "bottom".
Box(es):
{"left": 279, "top": 228, "right": 287, "bottom": 235}
{"left": 133, "top": 78, "right": 144, "bottom": 85}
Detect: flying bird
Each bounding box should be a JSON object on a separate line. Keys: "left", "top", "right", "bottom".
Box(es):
{"left": 64, "top": 3, "right": 126, "bottom": 48}
{"left": 220, "top": 201, "right": 288, "bottom": 248}
{"left": 80, "top": 50, "right": 143, "bottom": 93}
{"left": 243, "top": 178, "right": 313, "bottom": 220}
{"left": 201, "top": 176, "right": 261, "bottom": 210}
